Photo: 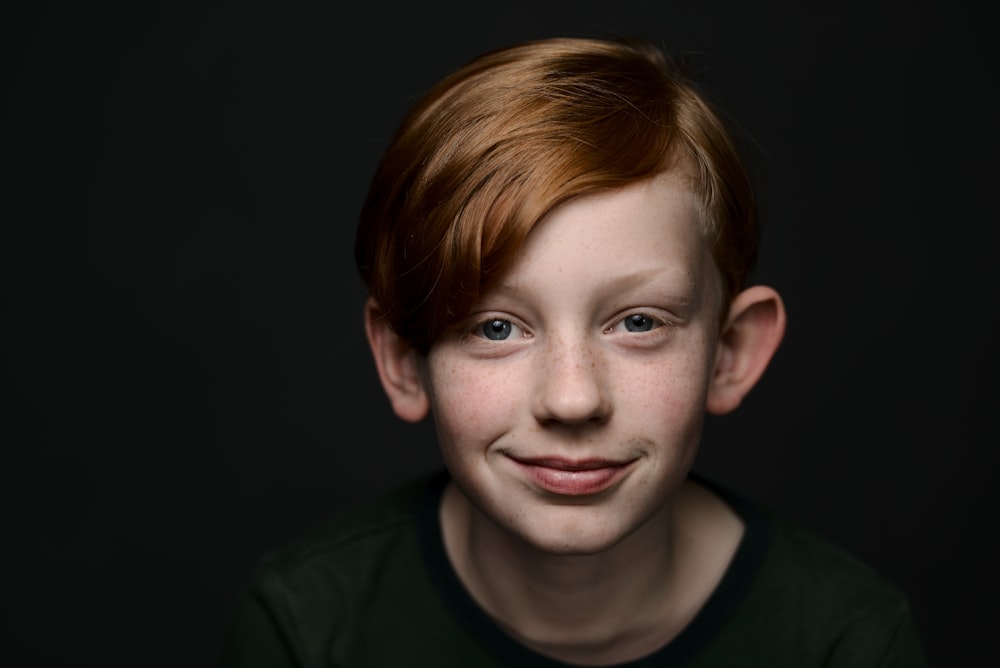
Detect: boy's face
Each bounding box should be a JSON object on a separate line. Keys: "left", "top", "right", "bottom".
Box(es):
{"left": 422, "top": 172, "right": 724, "bottom": 555}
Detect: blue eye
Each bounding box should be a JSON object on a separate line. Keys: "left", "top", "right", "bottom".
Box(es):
{"left": 623, "top": 313, "right": 657, "bottom": 332}
{"left": 479, "top": 319, "right": 515, "bottom": 340}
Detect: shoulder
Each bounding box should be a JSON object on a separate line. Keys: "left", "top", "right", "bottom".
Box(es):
{"left": 717, "top": 495, "right": 925, "bottom": 666}
{"left": 222, "top": 474, "right": 443, "bottom": 668}
{"left": 696, "top": 476, "right": 911, "bottom": 618}
{"left": 256, "top": 472, "right": 437, "bottom": 576}
{"left": 760, "top": 514, "right": 911, "bottom": 624}
{"left": 222, "top": 471, "right": 448, "bottom": 664}
{"left": 251, "top": 471, "right": 447, "bottom": 601}
{"left": 684, "top": 476, "right": 925, "bottom": 666}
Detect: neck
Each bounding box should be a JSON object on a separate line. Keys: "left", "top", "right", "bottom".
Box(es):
{"left": 439, "top": 479, "right": 743, "bottom": 666}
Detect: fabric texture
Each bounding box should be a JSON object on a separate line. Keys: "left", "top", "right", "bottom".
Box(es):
{"left": 219, "top": 470, "right": 926, "bottom": 667}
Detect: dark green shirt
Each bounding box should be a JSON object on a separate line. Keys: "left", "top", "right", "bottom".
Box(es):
{"left": 220, "top": 470, "right": 926, "bottom": 667}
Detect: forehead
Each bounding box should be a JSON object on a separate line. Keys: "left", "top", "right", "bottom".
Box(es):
{"left": 505, "top": 173, "right": 712, "bottom": 294}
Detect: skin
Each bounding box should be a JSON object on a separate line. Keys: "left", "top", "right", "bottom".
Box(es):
{"left": 366, "top": 171, "right": 786, "bottom": 664}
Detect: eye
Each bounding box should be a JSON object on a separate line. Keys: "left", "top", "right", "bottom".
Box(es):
{"left": 474, "top": 318, "right": 525, "bottom": 341}
{"left": 610, "top": 312, "right": 662, "bottom": 333}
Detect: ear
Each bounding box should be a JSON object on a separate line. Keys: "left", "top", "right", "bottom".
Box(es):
{"left": 364, "top": 297, "right": 430, "bottom": 423}
{"left": 706, "top": 285, "right": 786, "bottom": 415}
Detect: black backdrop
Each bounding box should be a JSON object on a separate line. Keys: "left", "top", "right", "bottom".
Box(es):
{"left": 6, "top": 1, "right": 997, "bottom": 665}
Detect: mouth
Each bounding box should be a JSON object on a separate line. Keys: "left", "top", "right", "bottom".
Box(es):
{"left": 506, "top": 455, "right": 637, "bottom": 496}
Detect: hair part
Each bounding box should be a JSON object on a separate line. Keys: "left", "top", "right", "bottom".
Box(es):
{"left": 355, "top": 36, "right": 758, "bottom": 354}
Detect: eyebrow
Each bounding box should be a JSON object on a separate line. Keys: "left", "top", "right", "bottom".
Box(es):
{"left": 495, "top": 266, "right": 700, "bottom": 307}
{"left": 601, "top": 267, "right": 696, "bottom": 299}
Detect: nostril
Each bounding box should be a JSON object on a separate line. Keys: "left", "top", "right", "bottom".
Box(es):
{"left": 533, "top": 364, "right": 611, "bottom": 426}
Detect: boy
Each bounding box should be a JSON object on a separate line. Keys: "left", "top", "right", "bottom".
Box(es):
{"left": 221, "top": 36, "right": 926, "bottom": 666}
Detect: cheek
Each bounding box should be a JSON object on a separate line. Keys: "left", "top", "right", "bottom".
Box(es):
{"left": 621, "top": 344, "right": 715, "bottom": 430}
{"left": 426, "top": 357, "right": 522, "bottom": 451}
{"left": 631, "top": 372, "right": 705, "bottom": 424}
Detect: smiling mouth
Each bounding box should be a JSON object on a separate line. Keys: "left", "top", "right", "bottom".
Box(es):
{"left": 507, "top": 456, "right": 636, "bottom": 496}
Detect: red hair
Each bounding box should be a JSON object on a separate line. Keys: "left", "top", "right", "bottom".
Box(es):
{"left": 356, "top": 36, "right": 757, "bottom": 353}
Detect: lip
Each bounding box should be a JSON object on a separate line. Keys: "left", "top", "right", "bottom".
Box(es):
{"left": 508, "top": 456, "right": 636, "bottom": 496}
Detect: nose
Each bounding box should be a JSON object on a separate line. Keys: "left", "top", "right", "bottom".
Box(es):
{"left": 532, "top": 335, "right": 611, "bottom": 426}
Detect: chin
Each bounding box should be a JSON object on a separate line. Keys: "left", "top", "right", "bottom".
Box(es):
{"left": 455, "top": 470, "right": 676, "bottom": 558}
{"left": 527, "top": 537, "right": 625, "bottom": 557}
{"left": 507, "top": 508, "right": 646, "bottom": 557}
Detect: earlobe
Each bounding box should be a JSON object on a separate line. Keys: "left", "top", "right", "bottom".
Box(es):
{"left": 706, "top": 285, "right": 787, "bottom": 415}
{"left": 364, "top": 297, "right": 431, "bottom": 423}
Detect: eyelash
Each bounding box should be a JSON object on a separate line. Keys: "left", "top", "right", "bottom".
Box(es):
{"left": 467, "top": 311, "right": 668, "bottom": 342}
{"left": 470, "top": 317, "right": 529, "bottom": 341}
{"left": 604, "top": 312, "right": 666, "bottom": 334}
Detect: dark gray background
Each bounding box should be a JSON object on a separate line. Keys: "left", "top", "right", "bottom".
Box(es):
{"left": 6, "top": 0, "right": 996, "bottom": 665}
